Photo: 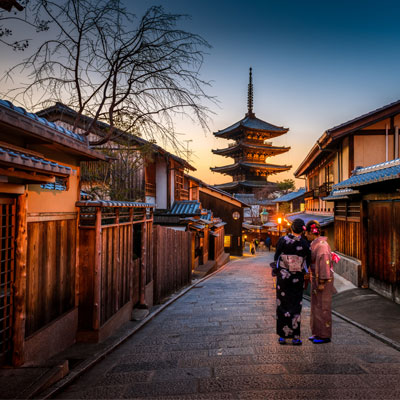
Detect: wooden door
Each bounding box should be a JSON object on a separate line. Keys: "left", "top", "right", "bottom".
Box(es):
{"left": 394, "top": 201, "right": 400, "bottom": 284}
{"left": 0, "top": 198, "right": 16, "bottom": 363}
{"left": 367, "top": 201, "right": 399, "bottom": 284}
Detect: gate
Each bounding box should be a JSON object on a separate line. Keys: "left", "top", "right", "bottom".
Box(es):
{"left": 0, "top": 198, "right": 16, "bottom": 363}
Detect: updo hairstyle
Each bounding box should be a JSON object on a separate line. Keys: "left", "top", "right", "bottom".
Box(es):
{"left": 306, "top": 220, "right": 321, "bottom": 235}
{"left": 291, "top": 218, "right": 306, "bottom": 234}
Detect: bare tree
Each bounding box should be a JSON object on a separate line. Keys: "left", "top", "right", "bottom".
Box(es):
{"left": 0, "top": 0, "right": 49, "bottom": 50}
{"left": 2, "top": 0, "right": 214, "bottom": 149}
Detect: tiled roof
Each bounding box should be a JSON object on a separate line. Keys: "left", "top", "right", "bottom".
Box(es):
{"left": 38, "top": 102, "right": 195, "bottom": 171}
{"left": 214, "top": 180, "right": 277, "bottom": 191}
{"left": 76, "top": 200, "right": 155, "bottom": 208}
{"left": 286, "top": 212, "right": 334, "bottom": 227}
{"left": 0, "top": 100, "right": 86, "bottom": 143}
{"left": 273, "top": 188, "right": 306, "bottom": 203}
{"left": 234, "top": 193, "right": 275, "bottom": 206}
{"left": 168, "top": 200, "right": 202, "bottom": 215}
{"left": 211, "top": 161, "right": 290, "bottom": 173}
{"left": 215, "top": 115, "right": 288, "bottom": 136}
{"left": 334, "top": 159, "right": 400, "bottom": 189}
{"left": 323, "top": 188, "right": 360, "bottom": 201}
{"left": 0, "top": 145, "right": 71, "bottom": 176}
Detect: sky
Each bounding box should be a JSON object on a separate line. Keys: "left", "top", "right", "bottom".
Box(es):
{"left": 139, "top": 0, "right": 400, "bottom": 187}
{"left": 3, "top": 0, "right": 400, "bottom": 188}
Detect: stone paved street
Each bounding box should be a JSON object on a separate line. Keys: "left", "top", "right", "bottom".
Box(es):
{"left": 56, "top": 253, "right": 400, "bottom": 399}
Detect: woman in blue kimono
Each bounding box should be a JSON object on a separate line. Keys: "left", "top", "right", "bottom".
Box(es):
{"left": 274, "top": 218, "right": 310, "bottom": 345}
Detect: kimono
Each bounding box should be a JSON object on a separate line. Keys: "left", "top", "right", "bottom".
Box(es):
{"left": 310, "top": 236, "right": 334, "bottom": 339}
{"left": 274, "top": 234, "right": 310, "bottom": 339}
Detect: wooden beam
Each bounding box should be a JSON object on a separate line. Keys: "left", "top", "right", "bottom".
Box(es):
{"left": 140, "top": 221, "right": 147, "bottom": 306}
{"left": 0, "top": 167, "right": 55, "bottom": 183}
{"left": 93, "top": 207, "right": 102, "bottom": 330}
{"left": 349, "top": 135, "right": 354, "bottom": 174}
{"left": 12, "top": 193, "right": 27, "bottom": 366}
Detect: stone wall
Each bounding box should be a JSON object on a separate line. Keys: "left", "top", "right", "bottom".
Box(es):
{"left": 334, "top": 252, "right": 362, "bottom": 287}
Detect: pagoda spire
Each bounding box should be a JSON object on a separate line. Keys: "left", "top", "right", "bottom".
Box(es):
{"left": 246, "top": 67, "right": 255, "bottom": 118}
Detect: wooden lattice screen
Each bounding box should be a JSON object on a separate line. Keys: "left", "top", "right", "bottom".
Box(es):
{"left": 0, "top": 198, "right": 16, "bottom": 361}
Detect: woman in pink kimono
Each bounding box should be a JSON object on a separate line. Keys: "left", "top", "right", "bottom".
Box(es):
{"left": 305, "top": 220, "right": 333, "bottom": 344}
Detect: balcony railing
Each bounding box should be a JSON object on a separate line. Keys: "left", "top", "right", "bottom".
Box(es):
{"left": 318, "top": 182, "right": 333, "bottom": 197}
{"left": 304, "top": 189, "right": 315, "bottom": 199}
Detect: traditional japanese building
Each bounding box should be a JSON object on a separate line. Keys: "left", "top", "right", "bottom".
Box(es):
{"left": 211, "top": 68, "right": 291, "bottom": 194}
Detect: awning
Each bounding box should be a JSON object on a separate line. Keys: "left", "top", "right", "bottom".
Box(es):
{"left": 0, "top": 144, "right": 71, "bottom": 184}
{"left": 286, "top": 212, "right": 334, "bottom": 227}
{"left": 243, "top": 222, "right": 263, "bottom": 230}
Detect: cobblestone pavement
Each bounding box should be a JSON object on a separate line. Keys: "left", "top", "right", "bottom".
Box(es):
{"left": 56, "top": 253, "right": 400, "bottom": 399}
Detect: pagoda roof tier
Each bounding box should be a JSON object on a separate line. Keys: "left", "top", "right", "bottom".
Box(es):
{"left": 214, "top": 115, "right": 288, "bottom": 139}
{"left": 212, "top": 142, "right": 290, "bottom": 157}
{"left": 213, "top": 180, "right": 278, "bottom": 191}
{"left": 210, "top": 161, "right": 291, "bottom": 175}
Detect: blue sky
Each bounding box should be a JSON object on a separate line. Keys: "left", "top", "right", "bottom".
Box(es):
{"left": 3, "top": 1, "right": 400, "bottom": 186}
{"left": 138, "top": 0, "right": 400, "bottom": 186}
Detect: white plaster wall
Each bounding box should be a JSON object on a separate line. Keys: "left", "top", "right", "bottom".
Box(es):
{"left": 156, "top": 160, "right": 168, "bottom": 209}
{"left": 170, "top": 168, "right": 175, "bottom": 205}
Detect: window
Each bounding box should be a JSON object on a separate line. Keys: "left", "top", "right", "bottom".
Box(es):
{"left": 224, "top": 235, "right": 232, "bottom": 248}
{"left": 41, "top": 177, "right": 68, "bottom": 191}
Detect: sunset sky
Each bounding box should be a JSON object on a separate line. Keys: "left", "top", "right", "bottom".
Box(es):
{"left": 143, "top": 0, "right": 400, "bottom": 187}
{"left": 2, "top": 1, "right": 400, "bottom": 187}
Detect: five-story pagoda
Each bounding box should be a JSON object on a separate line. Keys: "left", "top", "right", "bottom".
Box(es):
{"left": 211, "top": 68, "right": 291, "bottom": 194}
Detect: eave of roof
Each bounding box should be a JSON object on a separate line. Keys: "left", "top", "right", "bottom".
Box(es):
{"left": 272, "top": 188, "right": 306, "bottom": 203}
{"left": 295, "top": 100, "right": 400, "bottom": 177}
{"left": 214, "top": 114, "right": 288, "bottom": 138}
{"left": 168, "top": 200, "right": 202, "bottom": 216}
{"left": 212, "top": 143, "right": 290, "bottom": 156}
{"left": 213, "top": 180, "right": 277, "bottom": 191}
{"left": 327, "top": 99, "right": 400, "bottom": 138}
{"left": 76, "top": 200, "right": 155, "bottom": 208}
{"left": 0, "top": 145, "right": 71, "bottom": 177}
{"left": 211, "top": 161, "right": 291, "bottom": 174}
{"left": 333, "top": 158, "right": 400, "bottom": 190}
{"left": 38, "top": 102, "right": 195, "bottom": 171}
{"left": 323, "top": 188, "right": 360, "bottom": 201}
{"left": 0, "top": 100, "right": 106, "bottom": 161}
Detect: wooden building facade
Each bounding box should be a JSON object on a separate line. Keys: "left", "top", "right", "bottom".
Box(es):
{"left": 0, "top": 100, "right": 105, "bottom": 366}
{"left": 38, "top": 103, "right": 195, "bottom": 206}
{"left": 325, "top": 158, "right": 400, "bottom": 303}
{"left": 295, "top": 99, "right": 400, "bottom": 214}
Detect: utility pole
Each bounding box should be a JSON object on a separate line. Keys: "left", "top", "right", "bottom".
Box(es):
{"left": 183, "top": 139, "right": 193, "bottom": 162}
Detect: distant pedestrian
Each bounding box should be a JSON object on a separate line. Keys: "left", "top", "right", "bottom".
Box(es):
{"left": 265, "top": 236, "right": 272, "bottom": 251}
{"left": 273, "top": 218, "right": 310, "bottom": 345}
{"left": 249, "top": 240, "right": 255, "bottom": 255}
{"left": 254, "top": 239, "right": 259, "bottom": 251}
{"left": 305, "top": 220, "right": 334, "bottom": 344}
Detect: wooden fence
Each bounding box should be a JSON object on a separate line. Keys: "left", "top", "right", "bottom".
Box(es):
{"left": 334, "top": 219, "right": 361, "bottom": 259}
{"left": 210, "top": 226, "right": 225, "bottom": 261}
{"left": 25, "top": 215, "right": 77, "bottom": 338}
{"left": 77, "top": 201, "right": 153, "bottom": 340}
{"left": 153, "top": 225, "right": 192, "bottom": 304}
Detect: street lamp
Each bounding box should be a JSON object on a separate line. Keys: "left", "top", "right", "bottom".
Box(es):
{"left": 277, "top": 217, "right": 282, "bottom": 237}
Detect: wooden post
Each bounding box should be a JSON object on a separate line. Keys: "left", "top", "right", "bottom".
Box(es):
{"left": 93, "top": 207, "right": 102, "bottom": 330}
{"left": 360, "top": 200, "right": 369, "bottom": 288}
{"left": 140, "top": 217, "right": 147, "bottom": 306}
{"left": 114, "top": 209, "right": 120, "bottom": 313}
{"left": 12, "top": 192, "right": 28, "bottom": 366}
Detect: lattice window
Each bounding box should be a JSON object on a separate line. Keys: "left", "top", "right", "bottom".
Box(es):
{"left": 0, "top": 198, "right": 16, "bottom": 360}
